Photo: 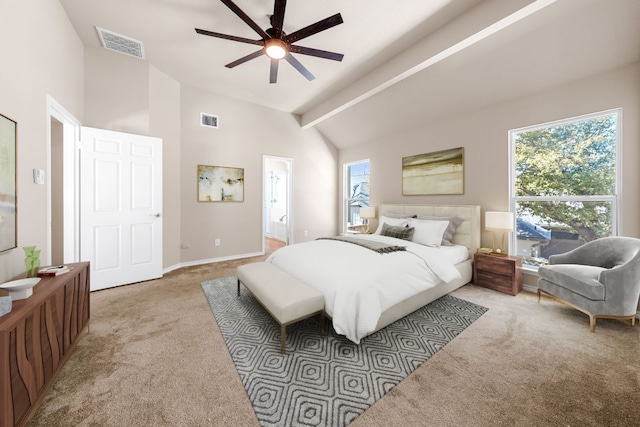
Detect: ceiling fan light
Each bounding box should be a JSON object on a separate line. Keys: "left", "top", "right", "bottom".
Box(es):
{"left": 265, "top": 39, "right": 287, "bottom": 59}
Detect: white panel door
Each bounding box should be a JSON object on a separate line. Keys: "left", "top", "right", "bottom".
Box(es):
{"left": 80, "top": 127, "right": 162, "bottom": 291}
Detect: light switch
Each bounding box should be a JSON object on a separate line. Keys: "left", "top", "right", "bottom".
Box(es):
{"left": 33, "top": 169, "right": 45, "bottom": 185}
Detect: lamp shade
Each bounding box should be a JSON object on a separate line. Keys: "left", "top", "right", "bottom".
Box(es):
{"left": 360, "top": 206, "right": 376, "bottom": 220}
{"left": 485, "top": 211, "right": 514, "bottom": 232}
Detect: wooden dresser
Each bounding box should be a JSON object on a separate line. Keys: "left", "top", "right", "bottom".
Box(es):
{"left": 0, "top": 262, "right": 90, "bottom": 427}
{"left": 473, "top": 253, "right": 522, "bottom": 296}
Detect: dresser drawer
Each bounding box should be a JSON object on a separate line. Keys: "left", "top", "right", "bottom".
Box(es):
{"left": 475, "top": 255, "right": 515, "bottom": 276}
{"left": 476, "top": 271, "right": 514, "bottom": 293}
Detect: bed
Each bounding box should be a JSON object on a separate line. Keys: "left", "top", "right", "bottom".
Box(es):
{"left": 266, "top": 204, "right": 481, "bottom": 343}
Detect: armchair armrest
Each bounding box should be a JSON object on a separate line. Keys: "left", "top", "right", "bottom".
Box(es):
{"left": 548, "top": 244, "right": 597, "bottom": 266}
{"left": 599, "top": 251, "right": 640, "bottom": 284}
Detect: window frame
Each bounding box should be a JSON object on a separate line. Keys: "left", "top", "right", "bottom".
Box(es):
{"left": 508, "top": 108, "right": 622, "bottom": 272}
{"left": 343, "top": 159, "right": 370, "bottom": 234}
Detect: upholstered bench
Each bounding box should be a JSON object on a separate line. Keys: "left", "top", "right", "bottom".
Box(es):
{"left": 236, "top": 262, "right": 325, "bottom": 354}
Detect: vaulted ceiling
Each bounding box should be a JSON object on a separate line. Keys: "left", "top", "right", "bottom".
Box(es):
{"left": 59, "top": 0, "right": 640, "bottom": 148}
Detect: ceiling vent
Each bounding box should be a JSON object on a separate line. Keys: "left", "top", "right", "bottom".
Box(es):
{"left": 201, "top": 113, "right": 219, "bottom": 129}
{"left": 96, "top": 27, "right": 145, "bottom": 59}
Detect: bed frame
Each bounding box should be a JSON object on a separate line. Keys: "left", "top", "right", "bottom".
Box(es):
{"left": 372, "top": 204, "right": 481, "bottom": 332}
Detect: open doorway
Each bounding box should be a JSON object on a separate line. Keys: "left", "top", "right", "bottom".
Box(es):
{"left": 263, "top": 156, "right": 293, "bottom": 254}
{"left": 47, "top": 95, "right": 81, "bottom": 266}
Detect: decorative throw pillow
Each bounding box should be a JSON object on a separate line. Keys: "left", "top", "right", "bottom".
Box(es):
{"left": 416, "top": 215, "right": 463, "bottom": 246}
{"left": 382, "top": 212, "right": 418, "bottom": 219}
{"left": 374, "top": 216, "right": 410, "bottom": 235}
{"left": 408, "top": 218, "right": 450, "bottom": 247}
{"left": 380, "top": 223, "right": 415, "bottom": 241}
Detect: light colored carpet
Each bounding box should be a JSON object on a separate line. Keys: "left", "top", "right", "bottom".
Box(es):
{"left": 28, "top": 255, "right": 640, "bottom": 426}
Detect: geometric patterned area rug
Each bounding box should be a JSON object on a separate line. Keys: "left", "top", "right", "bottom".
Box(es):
{"left": 201, "top": 276, "right": 488, "bottom": 427}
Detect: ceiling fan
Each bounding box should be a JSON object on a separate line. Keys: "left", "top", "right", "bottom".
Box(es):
{"left": 195, "top": 0, "right": 344, "bottom": 83}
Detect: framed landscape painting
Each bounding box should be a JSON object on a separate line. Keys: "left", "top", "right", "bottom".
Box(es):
{"left": 402, "top": 147, "right": 464, "bottom": 195}
{"left": 0, "top": 113, "right": 17, "bottom": 253}
{"left": 198, "top": 165, "right": 244, "bottom": 202}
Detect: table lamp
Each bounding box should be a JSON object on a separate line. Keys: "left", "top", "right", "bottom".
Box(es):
{"left": 485, "top": 211, "right": 514, "bottom": 256}
{"left": 360, "top": 206, "right": 376, "bottom": 233}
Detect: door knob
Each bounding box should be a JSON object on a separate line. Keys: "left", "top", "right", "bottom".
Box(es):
{"left": 150, "top": 213, "right": 161, "bottom": 218}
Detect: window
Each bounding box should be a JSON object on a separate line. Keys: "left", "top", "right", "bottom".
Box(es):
{"left": 510, "top": 109, "right": 620, "bottom": 268}
{"left": 344, "top": 160, "right": 370, "bottom": 233}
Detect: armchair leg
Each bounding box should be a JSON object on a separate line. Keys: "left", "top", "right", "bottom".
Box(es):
{"left": 589, "top": 315, "right": 596, "bottom": 333}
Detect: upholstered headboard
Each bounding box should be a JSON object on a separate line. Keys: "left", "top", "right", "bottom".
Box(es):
{"left": 378, "top": 204, "right": 481, "bottom": 256}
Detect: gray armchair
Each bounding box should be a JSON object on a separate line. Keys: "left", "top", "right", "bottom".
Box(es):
{"left": 537, "top": 236, "right": 640, "bottom": 332}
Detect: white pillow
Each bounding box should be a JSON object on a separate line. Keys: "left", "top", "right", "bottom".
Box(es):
{"left": 374, "top": 216, "right": 410, "bottom": 235}
{"left": 408, "top": 218, "right": 450, "bottom": 247}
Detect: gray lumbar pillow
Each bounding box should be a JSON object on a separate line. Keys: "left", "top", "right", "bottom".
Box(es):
{"left": 383, "top": 212, "right": 417, "bottom": 219}
{"left": 381, "top": 223, "right": 415, "bottom": 241}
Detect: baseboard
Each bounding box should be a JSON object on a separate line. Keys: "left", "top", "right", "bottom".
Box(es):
{"left": 162, "top": 251, "right": 264, "bottom": 275}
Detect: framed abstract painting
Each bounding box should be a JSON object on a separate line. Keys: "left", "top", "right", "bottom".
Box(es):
{"left": 0, "top": 113, "right": 17, "bottom": 253}
{"left": 198, "top": 165, "right": 244, "bottom": 202}
{"left": 402, "top": 147, "right": 464, "bottom": 195}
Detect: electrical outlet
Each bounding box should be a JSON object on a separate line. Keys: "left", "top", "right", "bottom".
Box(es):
{"left": 304, "top": 230, "right": 308, "bottom": 237}
{"left": 215, "top": 239, "right": 221, "bottom": 246}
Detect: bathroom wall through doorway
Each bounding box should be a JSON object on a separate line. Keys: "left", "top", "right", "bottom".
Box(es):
{"left": 263, "top": 156, "right": 293, "bottom": 253}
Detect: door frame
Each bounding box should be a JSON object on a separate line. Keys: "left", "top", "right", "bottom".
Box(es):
{"left": 46, "top": 95, "right": 81, "bottom": 265}
{"left": 262, "top": 155, "right": 293, "bottom": 252}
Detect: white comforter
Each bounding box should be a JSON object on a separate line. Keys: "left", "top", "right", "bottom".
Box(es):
{"left": 266, "top": 234, "right": 464, "bottom": 344}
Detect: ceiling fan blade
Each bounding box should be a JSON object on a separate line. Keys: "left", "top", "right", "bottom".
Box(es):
{"left": 289, "top": 45, "right": 343, "bottom": 62}
{"left": 286, "top": 54, "right": 315, "bottom": 81}
{"left": 225, "top": 49, "right": 264, "bottom": 68}
{"left": 271, "top": 0, "right": 287, "bottom": 38}
{"left": 195, "top": 28, "right": 264, "bottom": 46}
{"left": 284, "top": 13, "right": 343, "bottom": 44}
{"left": 220, "top": 0, "right": 270, "bottom": 40}
{"left": 270, "top": 58, "right": 279, "bottom": 84}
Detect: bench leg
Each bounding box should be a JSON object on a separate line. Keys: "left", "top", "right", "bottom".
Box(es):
{"left": 319, "top": 312, "right": 326, "bottom": 335}
{"left": 280, "top": 324, "right": 286, "bottom": 354}
{"left": 237, "top": 279, "right": 241, "bottom": 297}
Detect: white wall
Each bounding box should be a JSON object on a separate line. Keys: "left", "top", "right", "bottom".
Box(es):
{"left": 179, "top": 85, "right": 337, "bottom": 263}
{"left": 0, "top": 0, "right": 84, "bottom": 283}
{"left": 339, "top": 62, "right": 640, "bottom": 294}
{"left": 58, "top": 44, "right": 338, "bottom": 272}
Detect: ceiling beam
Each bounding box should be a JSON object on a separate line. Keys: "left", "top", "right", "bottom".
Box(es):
{"left": 300, "top": 0, "right": 559, "bottom": 129}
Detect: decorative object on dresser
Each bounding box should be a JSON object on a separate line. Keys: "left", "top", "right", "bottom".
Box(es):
{"left": 484, "top": 211, "right": 514, "bottom": 255}
{"left": 0, "top": 262, "right": 90, "bottom": 427}
{"left": 0, "top": 296, "right": 10, "bottom": 317}
{"left": 22, "top": 246, "right": 41, "bottom": 278}
{"left": 0, "top": 277, "right": 41, "bottom": 300}
{"left": 38, "top": 264, "right": 71, "bottom": 277}
{"left": 474, "top": 252, "right": 523, "bottom": 295}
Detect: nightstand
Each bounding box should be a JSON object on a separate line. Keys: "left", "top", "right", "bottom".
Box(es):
{"left": 473, "top": 253, "right": 523, "bottom": 295}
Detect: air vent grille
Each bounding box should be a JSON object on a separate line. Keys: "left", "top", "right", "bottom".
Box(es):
{"left": 96, "top": 27, "right": 145, "bottom": 59}
{"left": 201, "top": 113, "right": 219, "bottom": 129}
